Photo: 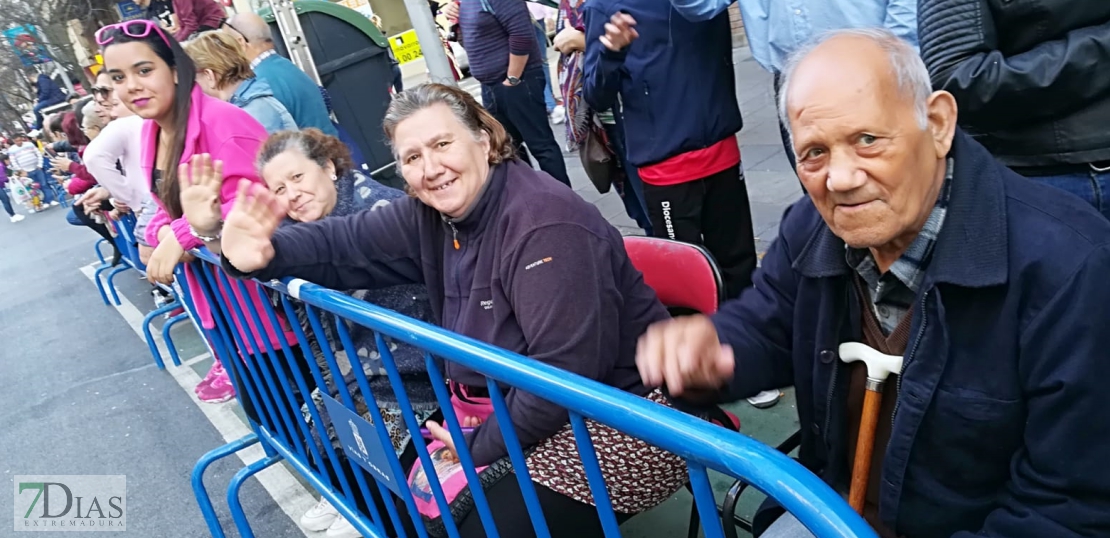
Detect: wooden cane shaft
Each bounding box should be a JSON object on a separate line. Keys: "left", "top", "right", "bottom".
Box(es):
{"left": 849, "top": 388, "right": 883, "bottom": 514}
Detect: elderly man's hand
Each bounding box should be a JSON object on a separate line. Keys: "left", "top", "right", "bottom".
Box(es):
{"left": 636, "top": 315, "right": 735, "bottom": 396}
{"left": 600, "top": 12, "right": 638, "bottom": 52}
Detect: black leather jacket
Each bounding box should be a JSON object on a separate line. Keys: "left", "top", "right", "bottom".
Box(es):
{"left": 920, "top": 0, "right": 1110, "bottom": 170}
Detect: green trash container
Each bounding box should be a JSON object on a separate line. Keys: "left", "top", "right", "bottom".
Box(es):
{"left": 260, "top": 1, "right": 400, "bottom": 187}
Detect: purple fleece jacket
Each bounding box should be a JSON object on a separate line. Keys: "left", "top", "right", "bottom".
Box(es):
{"left": 226, "top": 159, "right": 668, "bottom": 465}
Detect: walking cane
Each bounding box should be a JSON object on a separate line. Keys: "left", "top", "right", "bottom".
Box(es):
{"left": 838, "top": 342, "right": 904, "bottom": 514}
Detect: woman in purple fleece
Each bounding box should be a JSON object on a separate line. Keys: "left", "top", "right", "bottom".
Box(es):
{"left": 218, "top": 84, "right": 686, "bottom": 537}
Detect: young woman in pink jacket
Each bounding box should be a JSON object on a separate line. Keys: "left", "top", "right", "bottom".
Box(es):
{"left": 98, "top": 19, "right": 295, "bottom": 404}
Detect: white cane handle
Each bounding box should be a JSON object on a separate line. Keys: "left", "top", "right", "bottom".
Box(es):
{"left": 838, "top": 342, "right": 903, "bottom": 382}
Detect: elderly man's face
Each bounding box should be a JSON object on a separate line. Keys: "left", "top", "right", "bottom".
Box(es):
{"left": 786, "top": 37, "right": 956, "bottom": 258}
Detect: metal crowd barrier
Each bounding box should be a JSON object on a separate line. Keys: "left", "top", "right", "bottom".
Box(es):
{"left": 182, "top": 249, "right": 874, "bottom": 538}
{"left": 93, "top": 212, "right": 190, "bottom": 368}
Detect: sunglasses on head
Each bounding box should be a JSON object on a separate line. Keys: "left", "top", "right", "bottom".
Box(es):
{"left": 95, "top": 19, "right": 172, "bottom": 48}
{"left": 91, "top": 86, "right": 111, "bottom": 97}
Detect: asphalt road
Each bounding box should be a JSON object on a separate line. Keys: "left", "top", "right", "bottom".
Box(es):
{"left": 0, "top": 210, "right": 305, "bottom": 537}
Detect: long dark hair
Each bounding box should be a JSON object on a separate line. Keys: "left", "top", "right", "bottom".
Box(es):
{"left": 100, "top": 26, "right": 196, "bottom": 218}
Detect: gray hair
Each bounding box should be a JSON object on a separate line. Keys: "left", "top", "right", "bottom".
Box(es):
{"left": 81, "top": 101, "right": 105, "bottom": 130}
{"left": 777, "top": 28, "right": 931, "bottom": 139}
{"left": 382, "top": 83, "right": 515, "bottom": 165}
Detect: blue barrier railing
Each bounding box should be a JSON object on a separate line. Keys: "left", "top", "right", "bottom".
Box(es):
{"left": 94, "top": 212, "right": 189, "bottom": 368}
{"left": 183, "top": 248, "right": 874, "bottom": 538}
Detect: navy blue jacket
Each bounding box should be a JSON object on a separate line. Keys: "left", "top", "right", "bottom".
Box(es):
{"left": 715, "top": 131, "right": 1110, "bottom": 537}
{"left": 35, "top": 74, "right": 65, "bottom": 106}
{"left": 582, "top": 0, "right": 742, "bottom": 167}
{"left": 228, "top": 160, "right": 668, "bottom": 466}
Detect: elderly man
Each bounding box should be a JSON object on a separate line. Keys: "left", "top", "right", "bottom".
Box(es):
{"left": 224, "top": 12, "right": 337, "bottom": 137}
{"left": 637, "top": 28, "right": 1110, "bottom": 538}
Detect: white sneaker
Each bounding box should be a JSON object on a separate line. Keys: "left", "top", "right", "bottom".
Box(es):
{"left": 10, "top": 214, "right": 24, "bottom": 222}
{"left": 747, "top": 389, "right": 782, "bottom": 409}
{"left": 550, "top": 104, "right": 565, "bottom": 125}
{"left": 325, "top": 515, "right": 362, "bottom": 538}
{"left": 300, "top": 497, "right": 339, "bottom": 532}
{"left": 49, "top": 201, "right": 59, "bottom": 206}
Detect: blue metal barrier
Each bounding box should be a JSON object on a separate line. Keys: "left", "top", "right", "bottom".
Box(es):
{"left": 183, "top": 249, "right": 874, "bottom": 538}
{"left": 92, "top": 214, "right": 191, "bottom": 368}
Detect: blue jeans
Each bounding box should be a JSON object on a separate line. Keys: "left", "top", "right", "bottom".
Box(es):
{"left": 1027, "top": 168, "right": 1110, "bottom": 221}
{"left": 483, "top": 64, "right": 570, "bottom": 186}
{"left": 534, "top": 21, "right": 557, "bottom": 113}
{"left": 28, "top": 168, "right": 57, "bottom": 204}
{"left": 66, "top": 207, "right": 82, "bottom": 225}
{"left": 0, "top": 186, "right": 13, "bottom": 216}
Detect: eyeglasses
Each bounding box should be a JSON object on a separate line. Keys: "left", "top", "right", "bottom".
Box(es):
{"left": 95, "top": 19, "right": 172, "bottom": 48}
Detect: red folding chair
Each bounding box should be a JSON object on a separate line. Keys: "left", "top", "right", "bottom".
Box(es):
{"left": 623, "top": 236, "right": 800, "bottom": 538}
{"left": 624, "top": 236, "right": 724, "bottom": 316}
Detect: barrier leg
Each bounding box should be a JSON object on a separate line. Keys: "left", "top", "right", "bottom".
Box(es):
{"left": 227, "top": 454, "right": 283, "bottom": 538}
{"left": 142, "top": 301, "right": 181, "bottom": 369}
{"left": 93, "top": 264, "right": 114, "bottom": 306}
{"left": 161, "top": 312, "right": 189, "bottom": 367}
{"left": 192, "top": 433, "right": 259, "bottom": 538}
{"left": 105, "top": 265, "right": 131, "bottom": 306}
{"left": 94, "top": 239, "right": 108, "bottom": 266}
{"left": 688, "top": 503, "right": 702, "bottom": 538}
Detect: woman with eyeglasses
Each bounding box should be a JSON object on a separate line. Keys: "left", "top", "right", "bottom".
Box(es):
{"left": 98, "top": 19, "right": 294, "bottom": 405}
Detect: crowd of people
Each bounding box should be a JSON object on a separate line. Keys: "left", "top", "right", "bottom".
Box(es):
{"left": 8, "top": 0, "right": 1109, "bottom": 537}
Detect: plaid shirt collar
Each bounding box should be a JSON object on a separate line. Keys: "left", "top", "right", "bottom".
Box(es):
{"left": 846, "top": 158, "right": 955, "bottom": 299}
{"left": 250, "top": 49, "right": 277, "bottom": 70}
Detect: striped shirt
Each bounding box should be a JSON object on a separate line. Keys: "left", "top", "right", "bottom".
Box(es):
{"left": 8, "top": 142, "right": 42, "bottom": 172}
{"left": 459, "top": 0, "right": 542, "bottom": 85}
{"left": 846, "top": 158, "right": 954, "bottom": 334}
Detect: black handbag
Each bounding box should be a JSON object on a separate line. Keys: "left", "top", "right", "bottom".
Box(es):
{"left": 578, "top": 125, "right": 617, "bottom": 194}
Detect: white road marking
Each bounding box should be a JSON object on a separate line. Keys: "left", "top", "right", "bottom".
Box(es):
{"left": 80, "top": 263, "right": 322, "bottom": 537}
{"left": 183, "top": 352, "right": 212, "bottom": 367}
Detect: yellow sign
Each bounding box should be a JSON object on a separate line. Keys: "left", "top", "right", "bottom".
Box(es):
{"left": 389, "top": 30, "right": 423, "bottom": 65}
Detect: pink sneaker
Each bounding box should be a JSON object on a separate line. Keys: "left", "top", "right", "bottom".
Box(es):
{"left": 197, "top": 364, "right": 236, "bottom": 403}
{"left": 194, "top": 361, "right": 223, "bottom": 395}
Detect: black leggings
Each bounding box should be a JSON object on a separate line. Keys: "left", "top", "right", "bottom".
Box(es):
{"left": 73, "top": 200, "right": 116, "bottom": 246}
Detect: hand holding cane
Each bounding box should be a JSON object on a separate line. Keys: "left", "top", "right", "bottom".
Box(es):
{"left": 838, "top": 342, "right": 904, "bottom": 514}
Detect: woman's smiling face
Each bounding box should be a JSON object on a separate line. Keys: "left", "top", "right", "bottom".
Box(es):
{"left": 260, "top": 148, "right": 339, "bottom": 223}
{"left": 392, "top": 103, "right": 491, "bottom": 218}
{"left": 102, "top": 41, "right": 176, "bottom": 122}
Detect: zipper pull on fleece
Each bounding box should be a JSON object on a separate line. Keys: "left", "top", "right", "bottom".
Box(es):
{"left": 450, "top": 222, "right": 460, "bottom": 250}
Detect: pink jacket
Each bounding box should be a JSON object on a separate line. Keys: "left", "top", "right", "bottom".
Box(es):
{"left": 143, "top": 85, "right": 289, "bottom": 350}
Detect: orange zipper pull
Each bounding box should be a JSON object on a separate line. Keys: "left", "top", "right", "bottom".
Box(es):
{"left": 450, "top": 223, "right": 460, "bottom": 250}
